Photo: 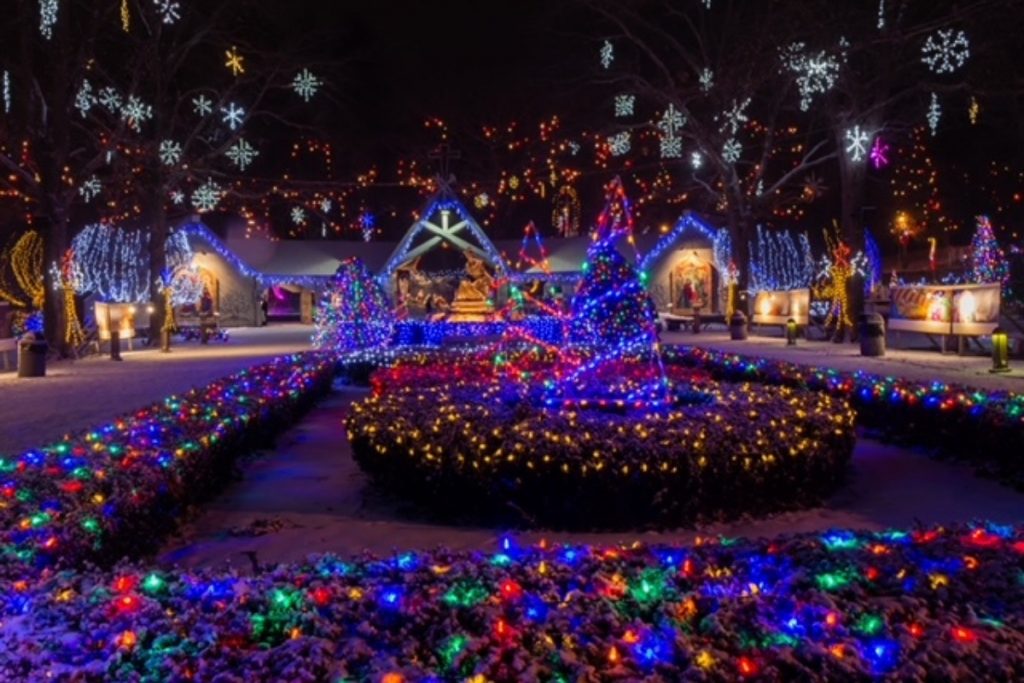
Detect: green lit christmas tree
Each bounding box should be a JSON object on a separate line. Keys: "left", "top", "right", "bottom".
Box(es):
{"left": 968, "top": 216, "right": 1009, "bottom": 287}
{"left": 312, "top": 258, "right": 393, "bottom": 352}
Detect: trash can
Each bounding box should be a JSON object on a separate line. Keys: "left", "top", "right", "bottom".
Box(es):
{"left": 18, "top": 333, "right": 47, "bottom": 377}
{"left": 858, "top": 313, "right": 885, "bottom": 357}
{"left": 729, "top": 311, "right": 748, "bottom": 340}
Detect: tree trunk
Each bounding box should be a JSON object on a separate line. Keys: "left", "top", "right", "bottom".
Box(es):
{"left": 149, "top": 204, "right": 169, "bottom": 344}
{"left": 41, "top": 211, "right": 69, "bottom": 356}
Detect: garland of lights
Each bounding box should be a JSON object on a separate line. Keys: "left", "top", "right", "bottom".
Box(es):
{"left": 0, "top": 231, "right": 44, "bottom": 309}
{"left": 70, "top": 224, "right": 151, "bottom": 303}
{"left": 0, "top": 523, "right": 1021, "bottom": 680}
{"left": 748, "top": 226, "right": 814, "bottom": 292}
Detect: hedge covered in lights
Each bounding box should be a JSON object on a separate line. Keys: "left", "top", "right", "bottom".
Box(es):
{"left": 1, "top": 523, "right": 1022, "bottom": 681}
{"left": 664, "top": 346, "right": 1024, "bottom": 488}
{"left": 348, "top": 359, "right": 856, "bottom": 528}
{"left": 0, "top": 353, "right": 334, "bottom": 568}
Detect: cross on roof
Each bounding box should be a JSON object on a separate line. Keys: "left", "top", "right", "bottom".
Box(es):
{"left": 428, "top": 142, "right": 461, "bottom": 181}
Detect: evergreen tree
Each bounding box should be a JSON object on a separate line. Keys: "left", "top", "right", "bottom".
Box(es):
{"left": 969, "top": 216, "right": 1009, "bottom": 287}
{"left": 312, "top": 258, "right": 393, "bottom": 352}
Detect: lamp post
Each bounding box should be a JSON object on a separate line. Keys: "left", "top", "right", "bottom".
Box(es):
{"left": 990, "top": 327, "right": 1010, "bottom": 373}
{"left": 786, "top": 318, "right": 798, "bottom": 346}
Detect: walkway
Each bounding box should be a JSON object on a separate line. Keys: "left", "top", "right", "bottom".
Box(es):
{"left": 0, "top": 324, "right": 311, "bottom": 454}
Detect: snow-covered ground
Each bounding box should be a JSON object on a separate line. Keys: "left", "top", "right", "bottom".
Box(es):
{"left": 0, "top": 324, "right": 311, "bottom": 454}
{"left": 663, "top": 329, "right": 1024, "bottom": 392}
{"left": 159, "top": 386, "right": 1024, "bottom": 569}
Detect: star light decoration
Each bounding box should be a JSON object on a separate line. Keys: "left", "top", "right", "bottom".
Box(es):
{"left": 926, "top": 92, "right": 941, "bottom": 136}
{"left": 600, "top": 40, "right": 614, "bottom": 69}
{"left": 191, "top": 179, "right": 223, "bottom": 212}
{"left": 154, "top": 0, "right": 181, "bottom": 25}
{"left": 656, "top": 104, "right": 685, "bottom": 159}
{"left": 39, "top": 0, "right": 58, "bottom": 40}
{"left": 607, "top": 131, "right": 631, "bottom": 157}
{"left": 225, "top": 139, "right": 258, "bottom": 170}
{"left": 220, "top": 102, "right": 245, "bottom": 131}
{"left": 79, "top": 176, "right": 101, "bottom": 203}
{"left": 158, "top": 140, "right": 183, "bottom": 166}
{"left": 192, "top": 94, "right": 213, "bottom": 116}
{"left": 782, "top": 43, "right": 840, "bottom": 112}
{"left": 224, "top": 46, "right": 245, "bottom": 76}
{"left": 291, "top": 206, "right": 307, "bottom": 225}
{"left": 921, "top": 28, "right": 970, "bottom": 74}
{"left": 614, "top": 94, "right": 635, "bottom": 118}
{"left": 120, "top": 96, "right": 153, "bottom": 132}
{"left": 319, "top": 198, "right": 332, "bottom": 214}
{"left": 292, "top": 69, "right": 322, "bottom": 102}
{"left": 869, "top": 136, "right": 889, "bottom": 169}
{"left": 844, "top": 125, "right": 869, "bottom": 162}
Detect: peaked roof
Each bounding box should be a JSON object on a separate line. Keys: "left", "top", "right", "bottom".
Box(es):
{"left": 380, "top": 182, "right": 509, "bottom": 278}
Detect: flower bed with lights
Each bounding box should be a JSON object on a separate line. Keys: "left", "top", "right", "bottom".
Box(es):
{"left": 1, "top": 523, "right": 1022, "bottom": 681}
{"left": 664, "top": 346, "right": 1024, "bottom": 487}
{"left": 348, "top": 356, "right": 856, "bottom": 528}
{"left": 0, "top": 353, "right": 334, "bottom": 568}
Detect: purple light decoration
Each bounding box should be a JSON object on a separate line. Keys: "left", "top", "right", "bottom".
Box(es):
{"left": 870, "top": 136, "right": 890, "bottom": 169}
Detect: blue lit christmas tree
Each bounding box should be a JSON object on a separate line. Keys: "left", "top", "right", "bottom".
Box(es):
{"left": 312, "top": 258, "right": 393, "bottom": 352}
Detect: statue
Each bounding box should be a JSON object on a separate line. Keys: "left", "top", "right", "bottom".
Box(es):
{"left": 447, "top": 250, "right": 496, "bottom": 322}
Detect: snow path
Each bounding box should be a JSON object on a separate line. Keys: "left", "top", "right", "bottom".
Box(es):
{"left": 159, "top": 386, "right": 1024, "bottom": 569}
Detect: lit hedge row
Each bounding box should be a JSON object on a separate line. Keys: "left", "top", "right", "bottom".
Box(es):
{"left": 663, "top": 346, "right": 1024, "bottom": 487}
{"left": 1, "top": 524, "right": 1021, "bottom": 681}
{"left": 348, "top": 365, "right": 856, "bottom": 528}
{"left": 0, "top": 353, "right": 335, "bottom": 567}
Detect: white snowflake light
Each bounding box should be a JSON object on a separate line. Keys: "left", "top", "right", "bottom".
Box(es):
{"left": 567, "top": 141, "right": 581, "bottom": 156}
{"left": 120, "top": 95, "right": 153, "bottom": 132}
{"left": 75, "top": 80, "right": 96, "bottom": 118}
{"left": 154, "top": 0, "right": 181, "bottom": 25}
{"left": 220, "top": 102, "right": 245, "bottom": 131}
{"left": 2, "top": 71, "right": 10, "bottom": 114}
{"left": 660, "top": 135, "right": 682, "bottom": 159}
{"left": 170, "top": 190, "right": 185, "bottom": 205}
{"left": 921, "top": 29, "right": 969, "bottom": 74}
{"left": 225, "top": 138, "right": 259, "bottom": 170}
{"left": 292, "top": 69, "right": 322, "bottom": 102}
{"left": 192, "top": 94, "right": 213, "bottom": 116}
{"left": 191, "top": 179, "right": 223, "bottom": 212}
{"left": 722, "top": 138, "right": 741, "bottom": 164}
{"left": 600, "top": 40, "right": 614, "bottom": 69}
{"left": 782, "top": 43, "right": 840, "bottom": 112}
{"left": 844, "top": 125, "right": 869, "bottom": 162}
{"left": 690, "top": 150, "right": 703, "bottom": 170}
{"left": 607, "top": 131, "right": 631, "bottom": 156}
{"left": 699, "top": 68, "right": 714, "bottom": 92}
{"left": 98, "top": 87, "right": 121, "bottom": 112}
{"left": 159, "top": 139, "right": 182, "bottom": 166}
{"left": 657, "top": 103, "right": 685, "bottom": 137}
{"left": 877, "top": 0, "right": 885, "bottom": 29}
{"left": 291, "top": 206, "right": 307, "bottom": 225}
{"left": 320, "top": 198, "right": 332, "bottom": 213}
{"left": 614, "top": 94, "right": 635, "bottom": 118}
{"left": 39, "top": 0, "right": 58, "bottom": 40}
{"left": 79, "top": 176, "right": 101, "bottom": 203}
{"left": 927, "top": 92, "right": 941, "bottom": 136}
{"left": 720, "top": 97, "right": 750, "bottom": 136}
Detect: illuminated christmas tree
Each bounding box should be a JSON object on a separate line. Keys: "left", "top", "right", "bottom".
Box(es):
{"left": 312, "top": 258, "right": 393, "bottom": 352}
{"left": 968, "top": 215, "right": 1009, "bottom": 287}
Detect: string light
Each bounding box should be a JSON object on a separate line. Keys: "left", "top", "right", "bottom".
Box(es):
{"left": 224, "top": 46, "right": 245, "bottom": 76}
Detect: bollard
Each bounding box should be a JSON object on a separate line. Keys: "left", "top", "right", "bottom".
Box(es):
{"left": 990, "top": 327, "right": 1010, "bottom": 373}
{"left": 729, "top": 310, "right": 748, "bottom": 340}
{"left": 786, "top": 318, "right": 798, "bottom": 346}
{"left": 110, "top": 329, "right": 123, "bottom": 361}
{"left": 858, "top": 312, "right": 885, "bottom": 357}
{"left": 17, "top": 333, "right": 47, "bottom": 378}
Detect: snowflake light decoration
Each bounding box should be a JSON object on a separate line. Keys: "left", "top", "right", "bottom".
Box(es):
{"left": 292, "top": 69, "right": 322, "bottom": 102}
{"left": 567, "top": 141, "right": 581, "bottom": 156}
{"left": 2, "top": 71, "right": 10, "bottom": 114}
{"left": 614, "top": 94, "right": 635, "bottom": 118}
{"left": 660, "top": 135, "right": 682, "bottom": 159}
{"left": 120, "top": 96, "right": 153, "bottom": 132}
{"left": 927, "top": 92, "right": 941, "bottom": 136}
{"left": 191, "top": 179, "right": 223, "bottom": 212}
{"left": 869, "top": 136, "right": 889, "bottom": 169}
{"left": 690, "top": 150, "right": 703, "bottom": 170}
{"left": 225, "top": 46, "right": 245, "bottom": 76}
{"left": 783, "top": 43, "right": 840, "bottom": 112}
{"left": 921, "top": 29, "right": 969, "bottom": 74}
{"left": 607, "top": 131, "right": 631, "bottom": 156}
{"left": 720, "top": 97, "right": 750, "bottom": 136}
{"left": 220, "top": 102, "right": 245, "bottom": 131}
{"left": 699, "top": 68, "right": 714, "bottom": 92}
{"left": 722, "top": 138, "right": 741, "bottom": 164}
{"left": 600, "top": 40, "right": 614, "bottom": 69}
{"left": 39, "top": 0, "right": 58, "bottom": 40}
{"left": 320, "top": 198, "right": 332, "bottom": 214}
{"left": 877, "top": 0, "right": 886, "bottom": 29}
{"left": 98, "top": 87, "right": 121, "bottom": 112}
{"left": 192, "top": 94, "right": 213, "bottom": 116}
{"left": 154, "top": 0, "right": 181, "bottom": 25}
{"left": 657, "top": 103, "right": 685, "bottom": 137}
{"left": 159, "top": 140, "right": 183, "bottom": 166}
{"left": 75, "top": 80, "right": 96, "bottom": 118}
{"left": 170, "top": 190, "right": 185, "bottom": 205}
{"left": 225, "top": 139, "right": 259, "bottom": 170}
{"left": 291, "top": 206, "right": 307, "bottom": 225}
{"left": 79, "top": 176, "right": 101, "bottom": 203}
{"left": 844, "top": 125, "right": 869, "bottom": 162}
